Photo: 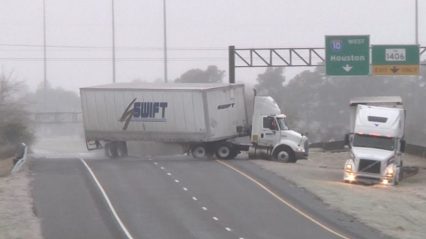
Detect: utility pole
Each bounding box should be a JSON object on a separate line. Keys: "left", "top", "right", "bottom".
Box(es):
{"left": 111, "top": 0, "right": 117, "bottom": 83}
{"left": 415, "top": 0, "right": 419, "bottom": 45}
{"left": 42, "top": 0, "right": 47, "bottom": 90}
{"left": 163, "top": 0, "right": 168, "bottom": 83}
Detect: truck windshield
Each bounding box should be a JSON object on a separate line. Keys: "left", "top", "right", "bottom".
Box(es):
{"left": 352, "top": 134, "right": 395, "bottom": 151}
{"left": 276, "top": 117, "right": 288, "bottom": 130}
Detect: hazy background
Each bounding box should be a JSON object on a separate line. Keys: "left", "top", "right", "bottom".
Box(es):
{"left": 0, "top": 0, "right": 425, "bottom": 92}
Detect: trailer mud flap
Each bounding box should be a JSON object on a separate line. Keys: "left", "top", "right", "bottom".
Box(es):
{"left": 86, "top": 140, "right": 102, "bottom": 151}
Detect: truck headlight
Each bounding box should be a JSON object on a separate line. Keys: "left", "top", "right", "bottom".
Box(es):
{"left": 384, "top": 165, "right": 395, "bottom": 177}
{"left": 345, "top": 163, "right": 353, "bottom": 172}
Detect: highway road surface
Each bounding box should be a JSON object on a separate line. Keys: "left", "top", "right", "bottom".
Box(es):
{"left": 30, "top": 155, "right": 390, "bottom": 239}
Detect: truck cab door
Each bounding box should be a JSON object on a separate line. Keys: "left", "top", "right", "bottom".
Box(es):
{"left": 258, "top": 116, "right": 280, "bottom": 147}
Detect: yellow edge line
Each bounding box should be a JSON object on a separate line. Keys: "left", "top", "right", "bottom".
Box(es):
{"left": 216, "top": 160, "right": 351, "bottom": 239}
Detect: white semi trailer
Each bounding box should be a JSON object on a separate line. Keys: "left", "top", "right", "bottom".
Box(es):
{"left": 344, "top": 96, "right": 406, "bottom": 185}
{"left": 80, "top": 83, "right": 308, "bottom": 161}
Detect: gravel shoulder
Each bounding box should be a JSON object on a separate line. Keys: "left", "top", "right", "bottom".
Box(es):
{"left": 0, "top": 167, "right": 43, "bottom": 239}
{"left": 252, "top": 149, "right": 426, "bottom": 239}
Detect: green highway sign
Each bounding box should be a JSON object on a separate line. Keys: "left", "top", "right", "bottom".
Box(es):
{"left": 325, "top": 35, "right": 370, "bottom": 76}
{"left": 372, "top": 45, "right": 420, "bottom": 75}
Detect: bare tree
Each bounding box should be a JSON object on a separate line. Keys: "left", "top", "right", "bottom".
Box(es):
{"left": 0, "top": 70, "right": 33, "bottom": 157}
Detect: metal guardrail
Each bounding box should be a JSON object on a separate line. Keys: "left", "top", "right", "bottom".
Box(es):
{"left": 310, "top": 141, "right": 426, "bottom": 158}
{"left": 11, "top": 144, "right": 28, "bottom": 174}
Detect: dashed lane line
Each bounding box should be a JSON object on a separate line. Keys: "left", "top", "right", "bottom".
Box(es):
{"left": 216, "top": 159, "right": 351, "bottom": 239}
{"left": 79, "top": 158, "right": 135, "bottom": 239}
{"left": 151, "top": 159, "right": 246, "bottom": 239}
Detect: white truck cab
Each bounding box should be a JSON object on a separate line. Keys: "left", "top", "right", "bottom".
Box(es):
{"left": 249, "top": 96, "right": 309, "bottom": 162}
{"left": 344, "top": 97, "right": 406, "bottom": 185}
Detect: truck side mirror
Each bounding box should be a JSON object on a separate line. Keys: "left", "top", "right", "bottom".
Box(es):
{"left": 344, "top": 133, "right": 351, "bottom": 148}
{"left": 400, "top": 139, "right": 406, "bottom": 153}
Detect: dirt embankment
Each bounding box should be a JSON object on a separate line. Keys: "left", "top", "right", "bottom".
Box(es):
{"left": 253, "top": 149, "right": 426, "bottom": 239}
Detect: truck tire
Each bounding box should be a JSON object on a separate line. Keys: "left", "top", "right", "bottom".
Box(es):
{"left": 191, "top": 145, "right": 207, "bottom": 159}
{"left": 117, "top": 141, "right": 128, "bottom": 157}
{"left": 392, "top": 171, "right": 400, "bottom": 186}
{"left": 274, "top": 147, "right": 295, "bottom": 163}
{"left": 229, "top": 150, "right": 240, "bottom": 159}
{"left": 215, "top": 143, "right": 233, "bottom": 159}
{"left": 105, "top": 142, "right": 118, "bottom": 158}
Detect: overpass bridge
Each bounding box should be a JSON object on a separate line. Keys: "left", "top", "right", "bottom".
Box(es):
{"left": 29, "top": 112, "right": 82, "bottom": 124}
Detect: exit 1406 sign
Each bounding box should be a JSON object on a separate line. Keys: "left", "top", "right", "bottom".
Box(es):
{"left": 372, "top": 45, "right": 419, "bottom": 75}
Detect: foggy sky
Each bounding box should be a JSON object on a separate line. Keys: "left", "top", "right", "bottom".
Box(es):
{"left": 0, "top": 0, "right": 425, "bottom": 92}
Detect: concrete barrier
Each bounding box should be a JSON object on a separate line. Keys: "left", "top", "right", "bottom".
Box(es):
{"left": 406, "top": 144, "right": 426, "bottom": 158}
{"left": 310, "top": 141, "right": 426, "bottom": 158}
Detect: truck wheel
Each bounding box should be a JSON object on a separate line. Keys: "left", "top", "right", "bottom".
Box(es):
{"left": 229, "top": 150, "right": 240, "bottom": 159}
{"left": 392, "top": 172, "right": 400, "bottom": 186}
{"left": 105, "top": 142, "right": 118, "bottom": 158}
{"left": 117, "top": 141, "right": 128, "bottom": 157}
{"left": 399, "top": 162, "right": 404, "bottom": 181}
{"left": 274, "top": 147, "right": 295, "bottom": 163}
{"left": 191, "top": 145, "right": 207, "bottom": 159}
{"left": 215, "top": 144, "right": 233, "bottom": 159}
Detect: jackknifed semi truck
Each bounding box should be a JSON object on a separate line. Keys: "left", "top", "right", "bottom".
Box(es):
{"left": 344, "top": 96, "right": 406, "bottom": 185}
{"left": 80, "top": 83, "right": 308, "bottom": 161}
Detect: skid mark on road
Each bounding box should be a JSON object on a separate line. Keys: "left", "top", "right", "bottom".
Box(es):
{"left": 150, "top": 156, "right": 246, "bottom": 239}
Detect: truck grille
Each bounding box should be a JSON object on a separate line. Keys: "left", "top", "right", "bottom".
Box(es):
{"left": 358, "top": 159, "right": 381, "bottom": 174}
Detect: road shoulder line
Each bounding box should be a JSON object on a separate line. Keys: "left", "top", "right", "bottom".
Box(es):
{"left": 216, "top": 159, "right": 350, "bottom": 239}
{"left": 79, "top": 158, "right": 134, "bottom": 239}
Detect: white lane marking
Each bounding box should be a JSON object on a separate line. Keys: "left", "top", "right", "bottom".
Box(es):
{"left": 80, "top": 158, "right": 134, "bottom": 239}
{"left": 183, "top": 187, "right": 188, "bottom": 191}
{"left": 174, "top": 179, "right": 180, "bottom": 183}
{"left": 192, "top": 197, "right": 198, "bottom": 201}
{"left": 225, "top": 227, "right": 232, "bottom": 232}
{"left": 212, "top": 217, "right": 219, "bottom": 221}
{"left": 202, "top": 206, "right": 208, "bottom": 211}
{"left": 160, "top": 166, "right": 165, "bottom": 170}
{"left": 167, "top": 172, "right": 172, "bottom": 176}
{"left": 153, "top": 162, "right": 158, "bottom": 165}
{"left": 148, "top": 158, "right": 152, "bottom": 161}
{"left": 216, "top": 160, "right": 350, "bottom": 239}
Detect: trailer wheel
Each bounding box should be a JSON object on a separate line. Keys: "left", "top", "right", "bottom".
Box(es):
{"left": 116, "top": 141, "right": 128, "bottom": 157}
{"left": 191, "top": 145, "right": 207, "bottom": 159}
{"left": 105, "top": 142, "right": 118, "bottom": 158}
{"left": 215, "top": 144, "right": 233, "bottom": 159}
{"left": 274, "top": 147, "right": 295, "bottom": 163}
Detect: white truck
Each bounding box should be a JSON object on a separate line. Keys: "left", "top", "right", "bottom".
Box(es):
{"left": 80, "top": 82, "right": 308, "bottom": 161}
{"left": 343, "top": 96, "right": 406, "bottom": 185}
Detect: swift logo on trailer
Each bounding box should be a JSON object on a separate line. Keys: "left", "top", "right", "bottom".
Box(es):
{"left": 217, "top": 103, "right": 235, "bottom": 110}
{"left": 120, "top": 98, "right": 168, "bottom": 130}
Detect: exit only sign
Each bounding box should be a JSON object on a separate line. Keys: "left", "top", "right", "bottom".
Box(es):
{"left": 372, "top": 45, "right": 420, "bottom": 75}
